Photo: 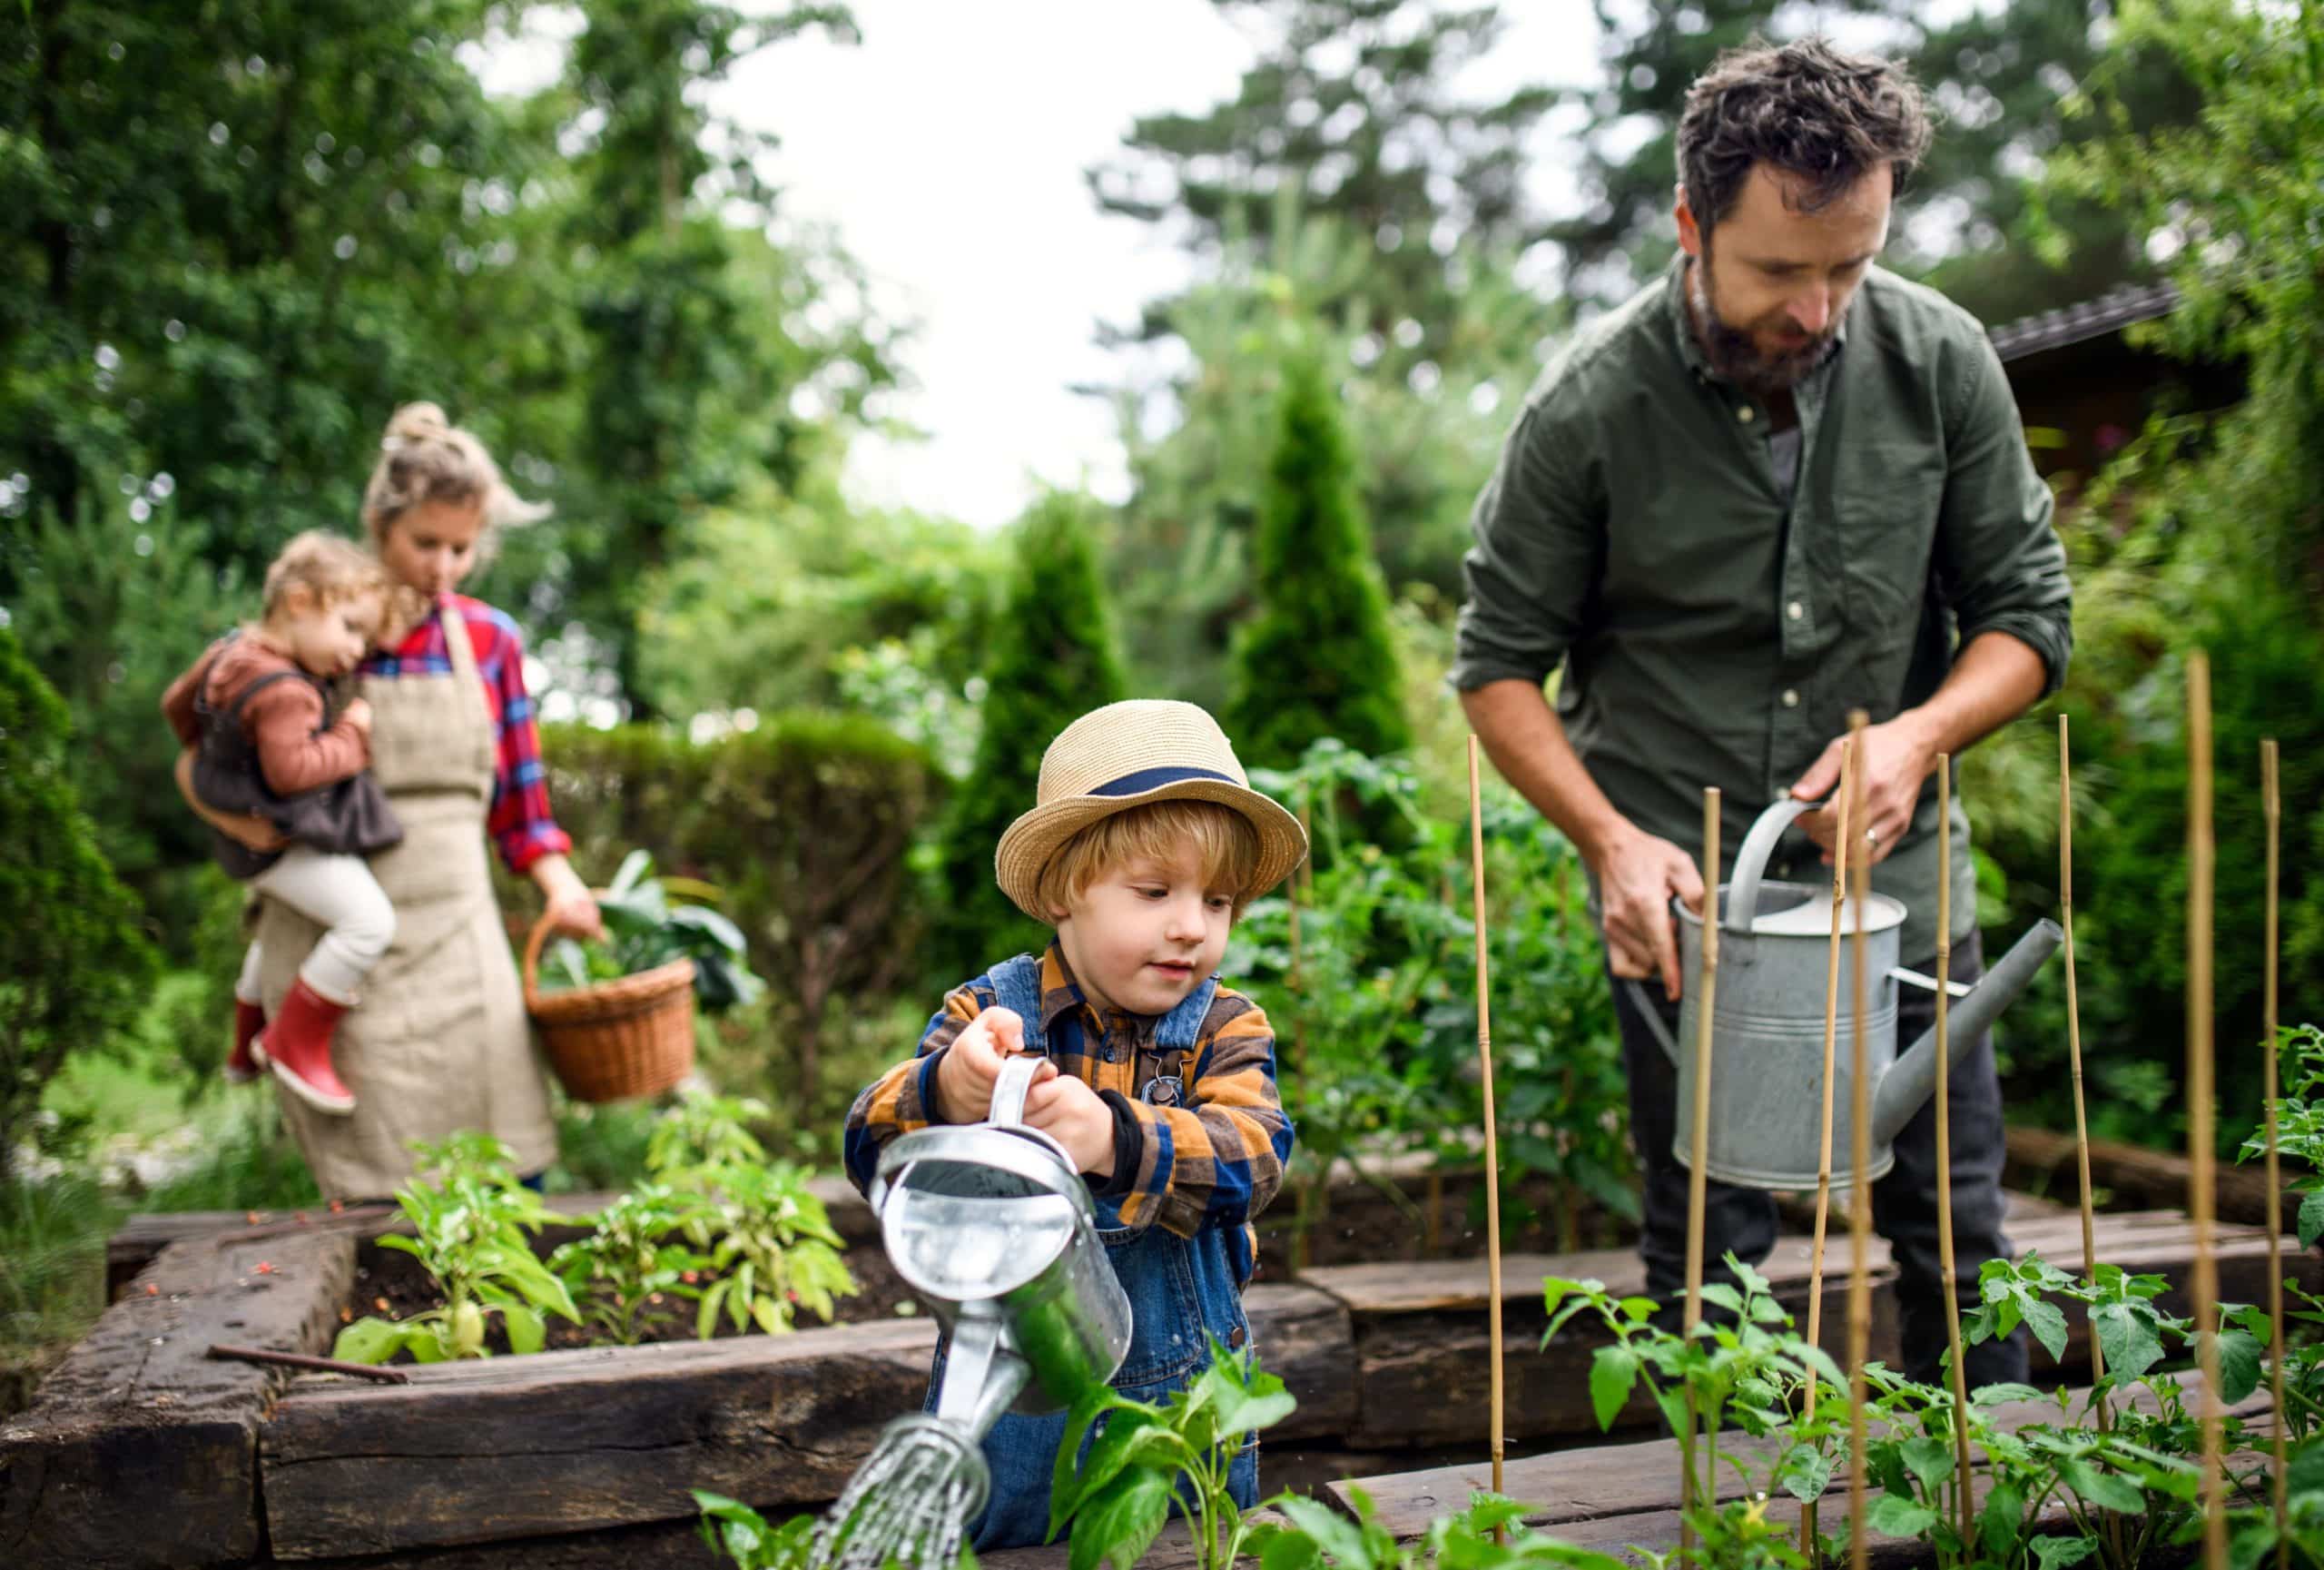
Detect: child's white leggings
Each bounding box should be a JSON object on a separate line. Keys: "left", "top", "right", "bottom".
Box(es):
{"left": 234, "top": 846, "right": 397, "bottom": 1007}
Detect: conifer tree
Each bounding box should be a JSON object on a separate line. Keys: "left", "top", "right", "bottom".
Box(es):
{"left": 1226, "top": 346, "right": 1411, "bottom": 770}
{"left": 931, "top": 492, "right": 1129, "bottom": 977}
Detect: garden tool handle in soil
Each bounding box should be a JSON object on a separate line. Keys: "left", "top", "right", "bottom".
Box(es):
{"left": 1723, "top": 796, "right": 1821, "bottom": 934}
{"left": 520, "top": 886, "right": 614, "bottom": 1009}
{"left": 987, "top": 1052, "right": 1041, "bottom": 1131}
{"left": 1619, "top": 979, "right": 1683, "bottom": 1066}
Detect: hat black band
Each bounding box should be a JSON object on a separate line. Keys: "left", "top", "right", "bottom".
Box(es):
{"left": 1089, "top": 765, "right": 1237, "bottom": 797}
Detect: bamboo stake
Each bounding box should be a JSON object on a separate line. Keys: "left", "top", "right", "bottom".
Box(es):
{"left": 1798, "top": 735, "right": 1855, "bottom": 1565}
{"left": 1845, "top": 711, "right": 1873, "bottom": 1570}
{"left": 2061, "top": 718, "right": 2124, "bottom": 1569}
{"left": 2263, "top": 736, "right": 2287, "bottom": 1561}
{"left": 1934, "top": 758, "right": 1975, "bottom": 1541}
{"left": 2060, "top": 717, "right": 2111, "bottom": 1406}
{"left": 1467, "top": 737, "right": 1507, "bottom": 1511}
{"left": 206, "top": 1343, "right": 410, "bottom": 1384}
{"left": 1681, "top": 787, "right": 1722, "bottom": 1561}
{"left": 2187, "top": 652, "right": 2226, "bottom": 1570}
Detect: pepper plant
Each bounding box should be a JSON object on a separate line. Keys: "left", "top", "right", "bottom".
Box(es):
{"left": 331, "top": 1132, "right": 579, "bottom": 1362}
{"left": 1047, "top": 1333, "right": 1298, "bottom": 1570}
{"left": 682, "top": 1159, "right": 859, "bottom": 1336}
{"left": 548, "top": 1180, "right": 724, "bottom": 1347}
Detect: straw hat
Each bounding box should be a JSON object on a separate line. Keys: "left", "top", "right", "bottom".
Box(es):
{"left": 995, "top": 701, "right": 1309, "bottom": 922}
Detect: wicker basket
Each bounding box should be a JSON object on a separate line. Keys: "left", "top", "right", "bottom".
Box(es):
{"left": 522, "top": 894, "right": 697, "bottom": 1102}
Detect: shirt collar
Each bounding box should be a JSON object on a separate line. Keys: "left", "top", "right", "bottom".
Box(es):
{"left": 1665, "top": 252, "right": 1850, "bottom": 389}
{"left": 1039, "top": 940, "right": 1147, "bottom": 1034}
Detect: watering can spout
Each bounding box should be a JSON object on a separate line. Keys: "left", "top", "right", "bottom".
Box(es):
{"left": 1873, "top": 918, "right": 2063, "bottom": 1146}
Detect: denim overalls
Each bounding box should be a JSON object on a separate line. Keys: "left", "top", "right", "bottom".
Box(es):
{"left": 930, "top": 953, "right": 1260, "bottom": 1551}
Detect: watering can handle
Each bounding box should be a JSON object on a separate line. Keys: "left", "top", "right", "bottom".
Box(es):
{"left": 1723, "top": 796, "right": 1821, "bottom": 934}
{"left": 988, "top": 1052, "right": 1041, "bottom": 1131}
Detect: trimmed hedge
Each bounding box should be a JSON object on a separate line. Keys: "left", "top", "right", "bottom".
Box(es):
{"left": 537, "top": 714, "right": 945, "bottom": 1101}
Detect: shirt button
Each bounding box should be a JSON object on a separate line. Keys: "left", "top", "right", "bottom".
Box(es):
{"left": 1738, "top": 406, "right": 1756, "bottom": 423}
{"left": 1782, "top": 688, "right": 1800, "bottom": 708}
{"left": 1787, "top": 601, "right": 1804, "bottom": 621}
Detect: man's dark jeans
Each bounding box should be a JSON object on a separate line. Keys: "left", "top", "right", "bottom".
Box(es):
{"left": 1610, "top": 927, "right": 2029, "bottom": 1390}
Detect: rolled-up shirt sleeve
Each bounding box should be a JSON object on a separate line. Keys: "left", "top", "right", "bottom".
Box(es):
{"left": 1936, "top": 337, "right": 2073, "bottom": 696}
{"left": 1450, "top": 392, "right": 1603, "bottom": 692}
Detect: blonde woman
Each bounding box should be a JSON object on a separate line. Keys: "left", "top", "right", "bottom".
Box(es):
{"left": 177, "top": 403, "right": 604, "bottom": 1198}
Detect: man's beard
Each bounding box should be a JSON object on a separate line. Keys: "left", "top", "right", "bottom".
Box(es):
{"left": 1687, "top": 254, "right": 1837, "bottom": 395}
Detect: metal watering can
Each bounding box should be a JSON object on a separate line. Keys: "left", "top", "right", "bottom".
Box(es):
{"left": 1623, "top": 795, "right": 2063, "bottom": 1190}
{"left": 858, "top": 1053, "right": 1133, "bottom": 1521}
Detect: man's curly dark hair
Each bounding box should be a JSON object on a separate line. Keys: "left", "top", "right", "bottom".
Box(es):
{"left": 1676, "top": 38, "right": 1933, "bottom": 236}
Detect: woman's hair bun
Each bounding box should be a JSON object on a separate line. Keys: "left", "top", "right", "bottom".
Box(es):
{"left": 383, "top": 401, "right": 449, "bottom": 449}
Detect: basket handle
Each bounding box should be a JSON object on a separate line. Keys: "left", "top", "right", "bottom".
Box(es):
{"left": 522, "top": 886, "right": 611, "bottom": 1012}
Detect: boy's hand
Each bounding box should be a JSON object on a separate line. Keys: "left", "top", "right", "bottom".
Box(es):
{"left": 342, "top": 697, "right": 374, "bottom": 738}
{"left": 1023, "top": 1075, "right": 1118, "bottom": 1178}
{"left": 934, "top": 1007, "right": 1051, "bottom": 1124}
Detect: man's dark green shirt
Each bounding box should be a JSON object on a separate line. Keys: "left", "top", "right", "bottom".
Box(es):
{"left": 1452, "top": 258, "right": 2073, "bottom": 963}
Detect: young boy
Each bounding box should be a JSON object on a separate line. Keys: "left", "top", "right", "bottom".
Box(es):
{"left": 843, "top": 699, "right": 1307, "bottom": 1551}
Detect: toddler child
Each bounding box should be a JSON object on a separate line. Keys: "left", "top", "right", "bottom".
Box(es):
{"left": 162, "top": 531, "right": 405, "bottom": 1115}
{"left": 843, "top": 699, "right": 1308, "bottom": 1551}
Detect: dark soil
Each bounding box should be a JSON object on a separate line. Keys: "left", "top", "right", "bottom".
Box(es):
{"left": 335, "top": 1170, "right": 1631, "bottom": 1360}
{"left": 342, "top": 1229, "right": 922, "bottom": 1358}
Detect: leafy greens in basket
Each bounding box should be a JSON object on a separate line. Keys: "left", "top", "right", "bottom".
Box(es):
{"left": 540, "top": 850, "right": 765, "bottom": 1014}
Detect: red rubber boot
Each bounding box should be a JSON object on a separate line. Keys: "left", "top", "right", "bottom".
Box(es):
{"left": 256, "top": 979, "right": 358, "bottom": 1115}
{"left": 226, "top": 999, "right": 267, "bottom": 1083}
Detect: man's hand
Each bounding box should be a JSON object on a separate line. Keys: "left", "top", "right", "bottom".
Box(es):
{"left": 1789, "top": 715, "right": 1937, "bottom": 867}
{"left": 1593, "top": 824, "right": 1706, "bottom": 1002}
{"left": 934, "top": 1007, "right": 1052, "bottom": 1124}
{"left": 1023, "top": 1074, "right": 1117, "bottom": 1177}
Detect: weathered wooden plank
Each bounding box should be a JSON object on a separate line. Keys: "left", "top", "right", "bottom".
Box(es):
{"left": 1307, "top": 1211, "right": 2310, "bottom": 1448}
{"left": 2006, "top": 1125, "right": 2300, "bottom": 1231}
{"left": 1335, "top": 1370, "right": 2269, "bottom": 1542}
{"left": 0, "top": 1228, "right": 354, "bottom": 1570}
{"left": 261, "top": 1286, "right": 1350, "bottom": 1559}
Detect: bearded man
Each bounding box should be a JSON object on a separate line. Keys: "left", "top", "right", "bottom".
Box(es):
{"left": 1454, "top": 38, "right": 2071, "bottom": 1387}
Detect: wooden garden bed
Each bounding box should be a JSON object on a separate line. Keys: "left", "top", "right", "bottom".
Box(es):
{"left": 5, "top": 1180, "right": 2308, "bottom": 1568}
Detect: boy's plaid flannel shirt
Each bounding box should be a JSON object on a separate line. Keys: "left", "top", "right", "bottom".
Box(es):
{"left": 842, "top": 943, "right": 1291, "bottom": 1258}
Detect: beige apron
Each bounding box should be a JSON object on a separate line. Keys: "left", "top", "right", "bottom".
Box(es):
{"left": 256, "top": 606, "right": 557, "bottom": 1199}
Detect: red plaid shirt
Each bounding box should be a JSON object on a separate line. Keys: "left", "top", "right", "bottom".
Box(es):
{"left": 360, "top": 592, "right": 572, "bottom": 874}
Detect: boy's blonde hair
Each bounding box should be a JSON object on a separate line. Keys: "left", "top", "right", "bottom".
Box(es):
{"left": 262, "top": 532, "right": 392, "bottom": 623}
{"left": 1033, "top": 800, "right": 1264, "bottom": 922}
{"left": 360, "top": 401, "right": 550, "bottom": 560}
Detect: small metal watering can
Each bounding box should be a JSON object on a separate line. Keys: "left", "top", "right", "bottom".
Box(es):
{"left": 1623, "top": 795, "right": 2063, "bottom": 1190}
{"left": 869, "top": 1053, "right": 1133, "bottom": 1423}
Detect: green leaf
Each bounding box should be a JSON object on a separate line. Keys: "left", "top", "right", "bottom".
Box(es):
{"left": 2023, "top": 1298, "right": 2071, "bottom": 1362}
{"left": 1971, "top": 1381, "right": 2046, "bottom": 1408}
{"left": 1589, "top": 1345, "right": 1638, "bottom": 1432}
{"left": 2090, "top": 1301, "right": 2165, "bottom": 1380}
{"left": 1899, "top": 1436, "right": 1956, "bottom": 1493}
{"left": 609, "top": 848, "right": 654, "bottom": 898}
{"left": 502, "top": 1302, "right": 546, "bottom": 1355}
{"left": 331, "top": 1316, "right": 408, "bottom": 1365}
{"left": 2205, "top": 1328, "right": 2264, "bottom": 1405}
{"left": 1209, "top": 1360, "right": 1299, "bottom": 1440}
{"left": 1067, "top": 1469, "right": 1172, "bottom": 1570}
{"left": 1777, "top": 1441, "right": 1834, "bottom": 1503}
{"left": 1270, "top": 1495, "right": 1378, "bottom": 1570}
{"left": 1062, "top": 1408, "right": 1172, "bottom": 1524}
{"left": 2059, "top": 1458, "right": 2147, "bottom": 1516}
{"left": 2299, "top": 1188, "right": 2324, "bottom": 1249}
{"left": 1866, "top": 1494, "right": 1938, "bottom": 1538}
{"left": 1980, "top": 1479, "right": 2025, "bottom": 1557}
{"left": 2032, "top": 1535, "right": 2101, "bottom": 1570}
{"left": 1050, "top": 1387, "right": 1146, "bottom": 1535}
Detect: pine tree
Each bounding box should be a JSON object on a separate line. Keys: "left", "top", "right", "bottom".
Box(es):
{"left": 1225, "top": 345, "right": 1411, "bottom": 769}
{"left": 0, "top": 624, "right": 155, "bottom": 1181}
{"left": 931, "top": 492, "right": 1129, "bottom": 979}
